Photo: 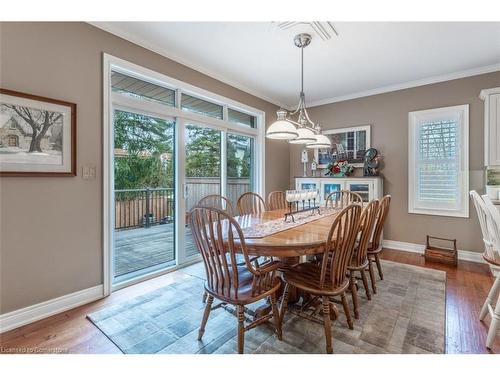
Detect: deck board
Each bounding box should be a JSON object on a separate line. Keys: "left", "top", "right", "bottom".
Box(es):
{"left": 114, "top": 224, "right": 198, "bottom": 277}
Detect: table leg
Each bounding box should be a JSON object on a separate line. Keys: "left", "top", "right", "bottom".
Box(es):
{"left": 252, "top": 256, "right": 303, "bottom": 321}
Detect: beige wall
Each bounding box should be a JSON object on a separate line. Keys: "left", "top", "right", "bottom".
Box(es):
{"left": 0, "top": 22, "right": 289, "bottom": 314}
{"left": 290, "top": 72, "right": 500, "bottom": 253}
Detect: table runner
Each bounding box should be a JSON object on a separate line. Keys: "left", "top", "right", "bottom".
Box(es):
{"left": 239, "top": 207, "right": 340, "bottom": 239}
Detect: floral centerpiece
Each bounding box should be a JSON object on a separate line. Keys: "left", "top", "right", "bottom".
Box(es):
{"left": 325, "top": 159, "right": 354, "bottom": 177}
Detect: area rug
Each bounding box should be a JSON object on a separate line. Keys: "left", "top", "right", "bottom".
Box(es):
{"left": 87, "top": 260, "right": 446, "bottom": 354}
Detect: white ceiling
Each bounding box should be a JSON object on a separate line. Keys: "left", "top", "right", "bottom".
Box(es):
{"left": 93, "top": 22, "right": 500, "bottom": 108}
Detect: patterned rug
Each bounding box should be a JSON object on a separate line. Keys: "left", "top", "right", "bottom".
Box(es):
{"left": 87, "top": 260, "right": 446, "bottom": 354}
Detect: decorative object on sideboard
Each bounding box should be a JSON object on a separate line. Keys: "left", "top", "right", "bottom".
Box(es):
{"left": 0, "top": 88, "right": 76, "bottom": 176}
{"left": 325, "top": 159, "right": 354, "bottom": 177}
{"left": 311, "top": 158, "right": 318, "bottom": 177}
{"left": 424, "top": 235, "right": 458, "bottom": 266}
{"left": 363, "top": 147, "right": 382, "bottom": 176}
{"left": 265, "top": 34, "right": 331, "bottom": 149}
{"left": 315, "top": 125, "right": 371, "bottom": 168}
{"left": 284, "top": 189, "right": 321, "bottom": 222}
{"left": 301, "top": 148, "right": 309, "bottom": 177}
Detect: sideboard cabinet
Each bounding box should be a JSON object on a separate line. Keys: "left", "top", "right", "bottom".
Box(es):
{"left": 294, "top": 176, "right": 383, "bottom": 204}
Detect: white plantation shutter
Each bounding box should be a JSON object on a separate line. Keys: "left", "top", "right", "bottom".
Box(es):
{"left": 408, "top": 105, "right": 469, "bottom": 217}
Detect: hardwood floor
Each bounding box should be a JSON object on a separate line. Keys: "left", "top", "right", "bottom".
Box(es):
{"left": 0, "top": 249, "right": 498, "bottom": 354}
{"left": 380, "top": 249, "right": 498, "bottom": 354}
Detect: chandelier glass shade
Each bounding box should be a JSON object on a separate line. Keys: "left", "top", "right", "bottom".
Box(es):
{"left": 288, "top": 126, "right": 316, "bottom": 144}
{"left": 306, "top": 133, "right": 331, "bottom": 149}
{"left": 265, "top": 109, "right": 299, "bottom": 140}
{"left": 265, "top": 33, "right": 331, "bottom": 149}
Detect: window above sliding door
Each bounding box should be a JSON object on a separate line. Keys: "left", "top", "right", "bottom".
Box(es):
{"left": 408, "top": 105, "right": 469, "bottom": 218}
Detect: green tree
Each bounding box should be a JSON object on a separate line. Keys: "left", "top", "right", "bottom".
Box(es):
{"left": 113, "top": 114, "right": 253, "bottom": 191}
{"left": 185, "top": 125, "right": 221, "bottom": 177}
{"left": 114, "top": 111, "right": 174, "bottom": 190}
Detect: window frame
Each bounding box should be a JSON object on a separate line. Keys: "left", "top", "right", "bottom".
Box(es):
{"left": 103, "top": 53, "right": 265, "bottom": 294}
{"left": 408, "top": 104, "right": 469, "bottom": 218}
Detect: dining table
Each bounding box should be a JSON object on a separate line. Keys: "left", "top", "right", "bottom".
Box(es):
{"left": 233, "top": 208, "right": 339, "bottom": 257}
{"left": 228, "top": 207, "right": 343, "bottom": 316}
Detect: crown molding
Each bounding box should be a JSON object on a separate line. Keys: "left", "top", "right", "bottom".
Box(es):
{"left": 307, "top": 63, "right": 500, "bottom": 108}
{"left": 89, "top": 22, "right": 500, "bottom": 111}
{"left": 88, "top": 22, "right": 287, "bottom": 109}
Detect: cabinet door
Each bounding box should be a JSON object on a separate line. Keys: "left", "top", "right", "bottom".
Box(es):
{"left": 345, "top": 180, "right": 373, "bottom": 203}
{"left": 296, "top": 179, "right": 319, "bottom": 191}
{"left": 320, "top": 180, "right": 345, "bottom": 204}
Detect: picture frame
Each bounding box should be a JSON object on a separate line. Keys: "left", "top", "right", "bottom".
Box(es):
{"left": 0, "top": 88, "right": 76, "bottom": 176}
{"left": 314, "top": 125, "right": 371, "bottom": 168}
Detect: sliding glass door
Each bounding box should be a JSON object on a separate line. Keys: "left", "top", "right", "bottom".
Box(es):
{"left": 105, "top": 57, "right": 264, "bottom": 291}
{"left": 226, "top": 133, "right": 254, "bottom": 209}
{"left": 112, "top": 109, "right": 176, "bottom": 284}
{"left": 183, "top": 123, "right": 222, "bottom": 260}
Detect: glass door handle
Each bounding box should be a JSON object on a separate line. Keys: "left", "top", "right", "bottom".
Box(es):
{"left": 183, "top": 183, "right": 189, "bottom": 199}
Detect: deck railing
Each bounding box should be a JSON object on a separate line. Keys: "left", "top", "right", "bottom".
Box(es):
{"left": 115, "top": 178, "right": 251, "bottom": 230}
{"left": 115, "top": 188, "right": 174, "bottom": 230}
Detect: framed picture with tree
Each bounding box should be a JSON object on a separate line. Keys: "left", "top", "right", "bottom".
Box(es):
{"left": 0, "top": 88, "right": 76, "bottom": 176}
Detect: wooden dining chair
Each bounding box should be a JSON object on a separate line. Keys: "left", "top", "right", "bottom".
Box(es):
{"left": 280, "top": 204, "right": 362, "bottom": 354}
{"left": 237, "top": 192, "right": 267, "bottom": 215}
{"left": 348, "top": 199, "right": 379, "bottom": 319}
{"left": 198, "top": 194, "right": 235, "bottom": 216}
{"left": 470, "top": 191, "right": 500, "bottom": 349}
{"left": 190, "top": 206, "right": 282, "bottom": 354}
{"left": 267, "top": 191, "right": 287, "bottom": 210}
{"left": 367, "top": 195, "right": 391, "bottom": 293}
{"left": 325, "top": 190, "right": 363, "bottom": 209}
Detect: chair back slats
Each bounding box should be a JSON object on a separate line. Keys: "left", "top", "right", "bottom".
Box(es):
{"left": 190, "top": 207, "right": 236, "bottom": 299}
{"left": 470, "top": 192, "right": 500, "bottom": 260}
{"left": 325, "top": 190, "right": 363, "bottom": 209}
{"left": 237, "top": 192, "right": 267, "bottom": 215}
{"left": 190, "top": 206, "right": 268, "bottom": 300}
{"left": 319, "top": 204, "right": 362, "bottom": 290}
{"left": 267, "top": 191, "right": 287, "bottom": 210}
{"left": 198, "top": 194, "right": 234, "bottom": 216}
{"left": 370, "top": 195, "right": 391, "bottom": 251}
{"left": 353, "top": 199, "right": 379, "bottom": 267}
{"left": 482, "top": 194, "right": 500, "bottom": 257}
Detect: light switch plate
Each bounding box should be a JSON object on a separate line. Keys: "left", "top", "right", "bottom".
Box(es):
{"left": 82, "top": 166, "right": 96, "bottom": 180}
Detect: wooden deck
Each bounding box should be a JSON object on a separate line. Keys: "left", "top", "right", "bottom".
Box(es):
{"left": 114, "top": 224, "right": 198, "bottom": 277}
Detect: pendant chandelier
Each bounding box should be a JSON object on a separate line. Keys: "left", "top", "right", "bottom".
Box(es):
{"left": 266, "top": 33, "right": 331, "bottom": 149}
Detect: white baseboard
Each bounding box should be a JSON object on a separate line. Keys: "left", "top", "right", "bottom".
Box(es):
{"left": 383, "top": 240, "right": 485, "bottom": 264}
{"left": 0, "top": 285, "right": 104, "bottom": 334}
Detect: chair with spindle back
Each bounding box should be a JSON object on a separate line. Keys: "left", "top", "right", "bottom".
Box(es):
{"left": 470, "top": 192, "right": 500, "bottom": 349}
{"left": 366, "top": 195, "right": 391, "bottom": 293}
{"left": 325, "top": 190, "right": 363, "bottom": 209}
{"left": 280, "top": 204, "right": 362, "bottom": 353}
{"left": 197, "top": 194, "right": 235, "bottom": 304}
{"left": 237, "top": 192, "right": 267, "bottom": 215}
{"left": 198, "top": 194, "right": 235, "bottom": 216}
{"left": 348, "top": 199, "right": 379, "bottom": 319}
{"left": 197, "top": 193, "right": 261, "bottom": 298}
{"left": 267, "top": 191, "right": 287, "bottom": 211}
{"left": 190, "top": 206, "right": 282, "bottom": 354}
